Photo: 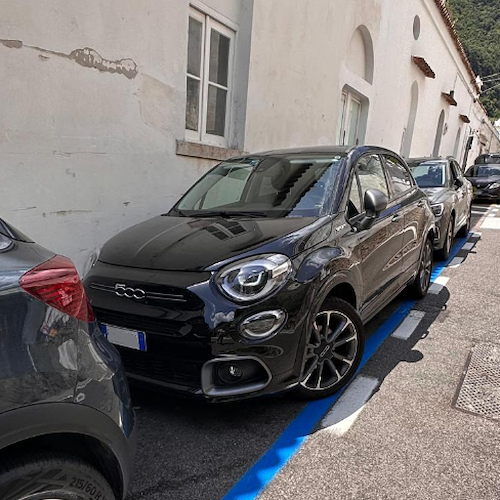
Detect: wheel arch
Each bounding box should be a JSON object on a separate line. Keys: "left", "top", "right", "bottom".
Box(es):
{"left": 0, "top": 403, "right": 134, "bottom": 500}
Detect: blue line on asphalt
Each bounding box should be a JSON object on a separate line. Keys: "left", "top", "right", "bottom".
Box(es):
{"left": 221, "top": 235, "right": 470, "bottom": 500}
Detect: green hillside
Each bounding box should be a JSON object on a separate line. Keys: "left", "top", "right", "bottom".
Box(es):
{"left": 447, "top": 0, "right": 500, "bottom": 119}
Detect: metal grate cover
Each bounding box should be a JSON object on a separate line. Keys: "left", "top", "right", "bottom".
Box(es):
{"left": 454, "top": 343, "right": 500, "bottom": 421}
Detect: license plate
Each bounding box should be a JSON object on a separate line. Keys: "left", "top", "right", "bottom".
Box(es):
{"left": 101, "top": 323, "right": 147, "bottom": 352}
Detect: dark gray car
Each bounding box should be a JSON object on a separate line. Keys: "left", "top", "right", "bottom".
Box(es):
{"left": 0, "top": 218, "right": 135, "bottom": 500}
{"left": 465, "top": 163, "right": 500, "bottom": 203}
{"left": 408, "top": 157, "right": 472, "bottom": 259}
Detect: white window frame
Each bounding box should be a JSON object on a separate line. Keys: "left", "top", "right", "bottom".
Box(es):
{"left": 186, "top": 6, "right": 235, "bottom": 148}
{"left": 337, "top": 91, "right": 362, "bottom": 146}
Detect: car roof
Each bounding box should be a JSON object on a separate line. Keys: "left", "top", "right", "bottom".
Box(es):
{"left": 255, "top": 145, "right": 354, "bottom": 156}
{"left": 407, "top": 157, "right": 448, "bottom": 163}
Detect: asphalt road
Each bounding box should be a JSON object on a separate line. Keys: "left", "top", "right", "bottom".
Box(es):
{"left": 126, "top": 203, "right": 500, "bottom": 500}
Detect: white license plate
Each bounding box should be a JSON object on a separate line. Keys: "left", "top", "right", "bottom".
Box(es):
{"left": 101, "top": 324, "right": 147, "bottom": 352}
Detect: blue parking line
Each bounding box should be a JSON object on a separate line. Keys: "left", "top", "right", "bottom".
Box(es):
{"left": 221, "top": 235, "right": 470, "bottom": 500}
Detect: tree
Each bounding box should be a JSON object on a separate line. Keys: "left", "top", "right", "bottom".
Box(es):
{"left": 448, "top": 0, "right": 500, "bottom": 119}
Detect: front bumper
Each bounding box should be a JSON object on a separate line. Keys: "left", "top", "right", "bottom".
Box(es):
{"left": 84, "top": 262, "right": 312, "bottom": 402}
{"left": 472, "top": 186, "right": 500, "bottom": 200}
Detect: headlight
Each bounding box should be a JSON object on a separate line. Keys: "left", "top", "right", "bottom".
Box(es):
{"left": 488, "top": 182, "right": 500, "bottom": 190}
{"left": 216, "top": 254, "right": 292, "bottom": 303}
{"left": 431, "top": 203, "right": 444, "bottom": 218}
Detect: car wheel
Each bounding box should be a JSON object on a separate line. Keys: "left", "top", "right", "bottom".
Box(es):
{"left": 294, "top": 297, "right": 364, "bottom": 400}
{"left": 437, "top": 215, "right": 454, "bottom": 261}
{"left": 410, "top": 238, "right": 433, "bottom": 299}
{"left": 457, "top": 207, "right": 471, "bottom": 238}
{"left": 0, "top": 453, "right": 115, "bottom": 500}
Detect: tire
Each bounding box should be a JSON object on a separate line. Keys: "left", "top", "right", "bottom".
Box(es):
{"left": 436, "top": 215, "right": 454, "bottom": 261}
{"left": 0, "top": 453, "right": 116, "bottom": 500}
{"left": 410, "top": 237, "right": 433, "bottom": 299}
{"left": 457, "top": 206, "right": 471, "bottom": 238}
{"left": 294, "top": 297, "right": 364, "bottom": 400}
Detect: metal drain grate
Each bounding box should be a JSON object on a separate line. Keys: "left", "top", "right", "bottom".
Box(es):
{"left": 454, "top": 343, "right": 500, "bottom": 421}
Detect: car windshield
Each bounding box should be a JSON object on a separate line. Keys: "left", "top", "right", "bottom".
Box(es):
{"left": 466, "top": 165, "right": 500, "bottom": 177}
{"left": 173, "top": 155, "right": 346, "bottom": 218}
{"left": 409, "top": 160, "right": 447, "bottom": 188}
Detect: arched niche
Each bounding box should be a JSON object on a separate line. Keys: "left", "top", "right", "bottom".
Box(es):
{"left": 401, "top": 81, "right": 419, "bottom": 158}
{"left": 433, "top": 110, "right": 446, "bottom": 157}
{"left": 347, "top": 25, "right": 375, "bottom": 84}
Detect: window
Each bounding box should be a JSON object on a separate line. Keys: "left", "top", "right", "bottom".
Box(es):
{"left": 176, "top": 155, "right": 345, "bottom": 217}
{"left": 337, "top": 92, "right": 362, "bottom": 146}
{"left": 450, "top": 161, "right": 463, "bottom": 182}
{"left": 186, "top": 8, "right": 234, "bottom": 146}
{"left": 347, "top": 155, "right": 389, "bottom": 219}
{"left": 357, "top": 155, "right": 389, "bottom": 198}
{"left": 409, "top": 160, "right": 447, "bottom": 188}
{"left": 384, "top": 155, "right": 413, "bottom": 198}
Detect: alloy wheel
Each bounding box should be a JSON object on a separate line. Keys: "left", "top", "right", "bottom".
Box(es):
{"left": 419, "top": 240, "right": 433, "bottom": 291}
{"left": 300, "top": 310, "right": 359, "bottom": 391}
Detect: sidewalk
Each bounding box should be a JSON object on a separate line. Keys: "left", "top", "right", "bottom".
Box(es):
{"left": 259, "top": 205, "right": 500, "bottom": 500}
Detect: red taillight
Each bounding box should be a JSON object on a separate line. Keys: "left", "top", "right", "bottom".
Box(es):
{"left": 20, "top": 255, "right": 95, "bottom": 322}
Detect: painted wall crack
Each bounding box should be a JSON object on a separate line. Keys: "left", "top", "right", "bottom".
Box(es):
{"left": 0, "top": 39, "right": 138, "bottom": 79}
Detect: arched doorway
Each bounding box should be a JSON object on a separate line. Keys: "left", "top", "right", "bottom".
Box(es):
{"left": 453, "top": 127, "right": 462, "bottom": 159}
{"left": 433, "top": 110, "right": 445, "bottom": 157}
{"left": 401, "top": 81, "right": 419, "bottom": 157}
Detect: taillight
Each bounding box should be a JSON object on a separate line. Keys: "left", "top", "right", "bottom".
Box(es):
{"left": 20, "top": 255, "right": 95, "bottom": 322}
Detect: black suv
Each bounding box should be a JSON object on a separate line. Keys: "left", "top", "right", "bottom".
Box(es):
{"left": 85, "top": 146, "right": 435, "bottom": 402}
{"left": 0, "top": 218, "right": 135, "bottom": 500}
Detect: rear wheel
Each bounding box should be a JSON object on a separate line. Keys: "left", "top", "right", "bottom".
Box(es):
{"left": 0, "top": 453, "right": 115, "bottom": 500}
{"left": 410, "top": 238, "right": 433, "bottom": 299}
{"left": 294, "top": 297, "right": 364, "bottom": 400}
{"left": 437, "top": 215, "right": 454, "bottom": 261}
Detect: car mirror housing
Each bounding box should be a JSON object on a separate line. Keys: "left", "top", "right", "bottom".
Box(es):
{"left": 454, "top": 178, "right": 464, "bottom": 188}
{"left": 355, "top": 189, "right": 388, "bottom": 231}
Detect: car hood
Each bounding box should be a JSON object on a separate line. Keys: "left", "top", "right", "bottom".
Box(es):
{"left": 98, "top": 215, "right": 331, "bottom": 271}
{"left": 468, "top": 175, "right": 500, "bottom": 188}
{"left": 421, "top": 187, "right": 449, "bottom": 204}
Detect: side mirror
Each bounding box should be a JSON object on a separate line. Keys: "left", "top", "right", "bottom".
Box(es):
{"left": 454, "top": 178, "right": 464, "bottom": 188}
{"left": 355, "top": 189, "right": 389, "bottom": 231}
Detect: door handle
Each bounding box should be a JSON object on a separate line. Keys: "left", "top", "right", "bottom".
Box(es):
{"left": 392, "top": 213, "right": 403, "bottom": 222}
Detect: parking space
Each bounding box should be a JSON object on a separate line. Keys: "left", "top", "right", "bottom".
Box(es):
{"left": 125, "top": 204, "right": 499, "bottom": 500}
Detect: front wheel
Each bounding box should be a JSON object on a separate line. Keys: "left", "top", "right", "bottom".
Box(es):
{"left": 294, "top": 297, "right": 364, "bottom": 400}
{"left": 437, "top": 216, "right": 454, "bottom": 261}
{"left": 410, "top": 238, "right": 433, "bottom": 299}
{"left": 0, "top": 453, "right": 116, "bottom": 500}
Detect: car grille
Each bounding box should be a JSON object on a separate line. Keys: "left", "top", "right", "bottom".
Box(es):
{"left": 116, "top": 346, "right": 203, "bottom": 388}
{"left": 93, "top": 307, "right": 204, "bottom": 337}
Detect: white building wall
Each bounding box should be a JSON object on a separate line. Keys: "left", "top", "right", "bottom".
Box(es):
{"left": 1, "top": 0, "right": 498, "bottom": 270}
{"left": 0, "top": 0, "right": 253, "bottom": 271}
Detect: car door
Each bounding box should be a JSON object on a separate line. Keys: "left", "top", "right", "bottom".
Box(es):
{"left": 382, "top": 154, "right": 427, "bottom": 284}
{"left": 450, "top": 160, "right": 470, "bottom": 229}
{"left": 345, "top": 153, "right": 405, "bottom": 320}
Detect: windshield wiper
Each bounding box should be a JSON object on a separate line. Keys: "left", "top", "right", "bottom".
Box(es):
{"left": 190, "top": 210, "right": 267, "bottom": 219}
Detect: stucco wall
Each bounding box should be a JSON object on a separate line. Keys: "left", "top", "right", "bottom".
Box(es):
{"left": 245, "top": 0, "right": 500, "bottom": 161}
{"left": 1, "top": 0, "right": 498, "bottom": 271}
{"left": 0, "top": 0, "right": 252, "bottom": 271}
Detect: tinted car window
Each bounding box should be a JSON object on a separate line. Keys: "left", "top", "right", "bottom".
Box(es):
{"left": 384, "top": 155, "right": 413, "bottom": 198}
{"left": 467, "top": 165, "right": 500, "bottom": 177}
{"left": 450, "top": 161, "right": 463, "bottom": 183}
{"left": 357, "top": 154, "right": 389, "bottom": 199}
{"left": 347, "top": 175, "right": 362, "bottom": 219}
{"left": 176, "top": 155, "right": 345, "bottom": 217}
{"left": 409, "top": 160, "right": 447, "bottom": 188}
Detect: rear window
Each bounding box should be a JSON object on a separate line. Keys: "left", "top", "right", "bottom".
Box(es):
{"left": 475, "top": 154, "right": 500, "bottom": 165}
{"left": 466, "top": 165, "right": 500, "bottom": 177}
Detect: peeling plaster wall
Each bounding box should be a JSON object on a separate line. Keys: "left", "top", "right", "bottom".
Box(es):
{"left": 0, "top": 0, "right": 252, "bottom": 272}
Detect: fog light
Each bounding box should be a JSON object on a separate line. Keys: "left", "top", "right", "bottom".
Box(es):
{"left": 239, "top": 310, "right": 287, "bottom": 340}
{"left": 217, "top": 363, "right": 244, "bottom": 384}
